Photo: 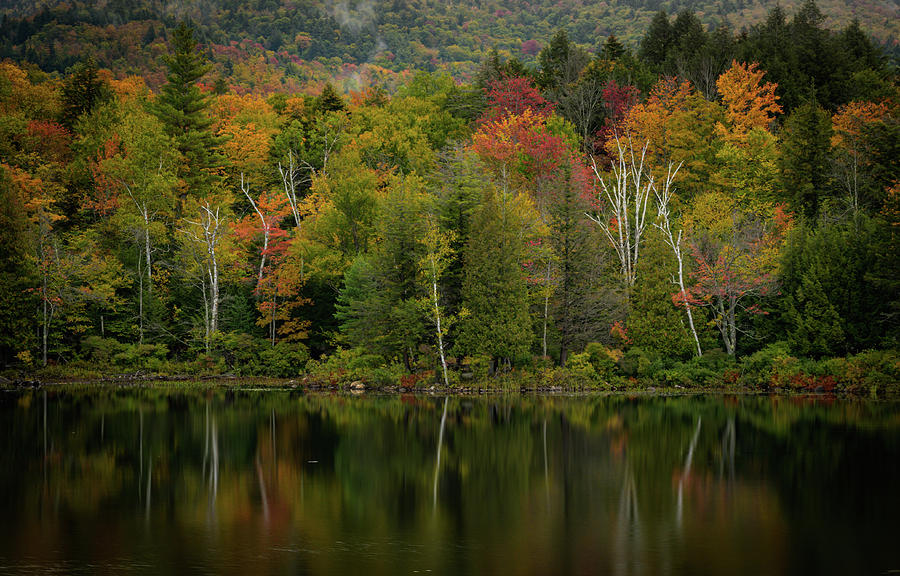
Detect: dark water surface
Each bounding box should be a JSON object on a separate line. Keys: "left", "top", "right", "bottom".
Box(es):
{"left": 0, "top": 388, "right": 897, "bottom": 575}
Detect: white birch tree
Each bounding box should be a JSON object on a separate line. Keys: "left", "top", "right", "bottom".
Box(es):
{"left": 651, "top": 160, "right": 703, "bottom": 357}
{"left": 586, "top": 135, "right": 654, "bottom": 290}
{"left": 181, "top": 202, "right": 226, "bottom": 350}
{"left": 418, "top": 218, "right": 455, "bottom": 387}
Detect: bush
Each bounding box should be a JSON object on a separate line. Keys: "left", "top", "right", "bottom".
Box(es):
{"left": 584, "top": 342, "right": 620, "bottom": 380}
{"left": 305, "top": 347, "right": 389, "bottom": 385}
{"left": 565, "top": 352, "right": 599, "bottom": 383}
{"left": 112, "top": 343, "right": 169, "bottom": 370}
{"left": 696, "top": 348, "right": 732, "bottom": 371}
{"left": 371, "top": 363, "right": 407, "bottom": 387}
{"left": 81, "top": 336, "right": 127, "bottom": 365}
{"left": 821, "top": 350, "right": 900, "bottom": 394}
{"left": 212, "top": 331, "right": 264, "bottom": 374}
{"left": 739, "top": 341, "right": 793, "bottom": 387}
{"left": 655, "top": 361, "right": 720, "bottom": 388}
{"left": 618, "top": 347, "right": 656, "bottom": 378}
{"left": 258, "top": 341, "right": 310, "bottom": 377}
{"left": 462, "top": 355, "right": 491, "bottom": 380}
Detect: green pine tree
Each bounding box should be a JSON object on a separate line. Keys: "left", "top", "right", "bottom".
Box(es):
{"left": 152, "top": 21, "right": 227, "bottom": 212}
{"left": 316, "top": 82, "right": 346, "bottom": 113}
{"left": 639, "top": 11, "right": 673, "bottom": 69}
{"left": 456, "top": 188, "right": 533, "bottom": 370}
{"left": 780, "top": 98, "right": 833, "bottom": 219}
{"left": 59, "top": 57, "right": 108, "bottom": 129}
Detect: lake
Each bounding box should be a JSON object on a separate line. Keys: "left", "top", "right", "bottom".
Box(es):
{"left": 0, "top": 388, "right": 897, "bottom": 575}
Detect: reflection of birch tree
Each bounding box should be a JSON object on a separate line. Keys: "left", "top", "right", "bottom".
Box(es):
{"left": 676, "top": 416, "right": 702, "bottom": 528}
{"left": 433, "top": 397, "right": 449, "bottom": 512}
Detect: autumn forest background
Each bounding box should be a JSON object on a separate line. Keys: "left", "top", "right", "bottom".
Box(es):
{"left": 0, "top": 0, "right": 897, "bottom": 391}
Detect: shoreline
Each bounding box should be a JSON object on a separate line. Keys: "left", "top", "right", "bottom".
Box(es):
{"left": 2, "top": 373, "right": 891, "bottom": 399}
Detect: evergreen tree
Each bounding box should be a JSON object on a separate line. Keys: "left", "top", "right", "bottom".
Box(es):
{"left": 335, "top": 255, "right": 383, "bottom": 350}
{"left": 538, "top": 29, "right": 587, "bottom": 91}
{"left": 780, "top": 216, "right": 894, "bottom": 356}
{"left": 547, "top": 171, "right": 615, "bottom": 364}
{"left": 152, "top": 21, "right": 226, "bottom": 211}
{"left": 370, "top": 177, "right": 427, "bottom": 368}
{"left": 0, "top": 166, "right": 37, "bottom": 365}
{"left": 59, "top": 57, "right": 107, "bottom": 129}
{"left": 840, "top": 19, "right": 884, "bottom": 71}
{"left": 639, "top": 11, "right": 673, "bottom": 69}
{"left": 316, "top": 82, "right": 346, "bottom": 113}
{"left": 601, "top": 35, "right": 625, "bottom": 61}
{"left": 739, "top": 4, "right": 802, "bottom": 112}
{"left": 791, "top": 0, "right": 848, "bottom": 110}
{"left": 456, "top": 188, "right": 534, "bottom": 370}
{"left": 780, "top": 98, "right": 833, "bottom": 219}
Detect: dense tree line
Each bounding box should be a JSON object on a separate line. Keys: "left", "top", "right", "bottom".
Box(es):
{"left": 1, "top": 0, "right": 896, "bottom": 93}
{"left": 0, "top": 6, "right": 897, "bottom": 384}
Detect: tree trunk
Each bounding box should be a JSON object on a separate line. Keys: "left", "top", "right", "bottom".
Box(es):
{"left": 42, "top": 281, "right": 48, "bottom": 367}
{"left": 138, "top": 248, "right": 144, "bottom": 346}
{"left": 674, "top": 239, "right": 701, "bottom": 357}
{"left": 542, "top": 259, "right": 551, "bottom": 359}
{"left": 209, "top": 252, "right": 219, "bottom": 336}
{"left": 143, "top": 212, "right": 152, "bottom": 284}
{"left": 430, "top": 259, "right": 449, "bottom": 386}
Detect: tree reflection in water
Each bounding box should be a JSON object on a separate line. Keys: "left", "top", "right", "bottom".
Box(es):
{"left": 0, "top": 390, "right": 896, "bottom": 575}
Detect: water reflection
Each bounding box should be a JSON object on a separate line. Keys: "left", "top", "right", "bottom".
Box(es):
{"left": 1, "top": 390, "right": 898, "bottom": 575}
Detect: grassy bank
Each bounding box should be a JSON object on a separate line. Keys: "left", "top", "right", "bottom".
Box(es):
{"left": 4, "top": 344, "right": 898, "bottom": 398}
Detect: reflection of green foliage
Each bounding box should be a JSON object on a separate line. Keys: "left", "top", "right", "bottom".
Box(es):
{"left": 1, "top": 389, "right": 899, "bottom": 572}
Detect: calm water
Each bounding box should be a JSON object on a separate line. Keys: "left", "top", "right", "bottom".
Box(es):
{"left": 0, "top": 389, "right": 897, "bottom": 575}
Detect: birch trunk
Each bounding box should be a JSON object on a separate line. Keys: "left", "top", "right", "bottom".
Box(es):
{"left": 652, "top": 161, "right": 702, "bottom": 357}
{"left": 429, "top": 257, "right": 449, "bottom": 387}
{"left": 587, "top": 135, "right": 653, "bottom": 289}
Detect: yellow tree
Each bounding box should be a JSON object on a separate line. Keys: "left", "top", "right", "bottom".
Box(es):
{"left": 713, "top": 61, "right": 783, "bottom": 207}
{"left": 620, "top": 77, "right": 723, "bottom": 196}
{"left": 683, "top": 192, "right": 793, "bottom": 355}
{"left": 715, "top": 61, "right": 782, "bottom": 145}
{"left": 418, "top": 217, "right": 456, "bottom": 385}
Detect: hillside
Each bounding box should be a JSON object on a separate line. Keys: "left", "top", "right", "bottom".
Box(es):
{"left": 1, "top": 0, "right": 897, "bottom": 93}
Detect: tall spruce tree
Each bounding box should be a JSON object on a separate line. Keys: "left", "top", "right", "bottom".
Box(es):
{"left": 780, "top": 98, "right": 833, "bottom": 219}
{"left": 153, "top": 21, "right": 226, "bottom": 212}
{"left": 456, "top": 188, "right": 534, "bottom": 370}
{"left": 59, "top": 57, "right": 107, "bottom": 129}
{"left": 639, "top": 11, "right": 673, "bottom": 69}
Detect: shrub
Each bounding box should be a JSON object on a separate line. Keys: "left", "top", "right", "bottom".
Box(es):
{"left": 306, "top": 347, "right": 389, "bottom": 384}
{"left": 112, "top": 342, "right": 169, "bottom": 370}
{"left": 463, "top": 355, "right": 492, "bottom": 380}
{"left": 740, "top": 341, "right": 793, "bottom": 387}
{"left": 212, "top": 331, "right": 264, "bottom": 374}
{"left": 81, "top": 336, "right": 127, "bottom": 365}
{"left": 821, "top": 350, "right": 900, "bottom": 394}
{"left": 618, "top": 347, "right": 656, "bottom": 378}
{"left": 584, "top": 342, "right": 620, "bottom": 380}
{"left": 696, "top": 348, "right": 732, "bottom": 371}
{"left": 565, "top": 352, "right": 599, "bottom": 383}
{"left": 259, "top": 341, "right": 310, "bottom": 377}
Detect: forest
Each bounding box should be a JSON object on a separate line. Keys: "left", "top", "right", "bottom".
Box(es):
{"left": 0, "top": 0, "right": 897, "bottom": 391}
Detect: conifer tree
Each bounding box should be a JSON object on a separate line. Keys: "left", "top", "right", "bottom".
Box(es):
{"left": 59, "top": 57, "right": 107, "bottom": 129}
{"left": 780, "top": 98, "right": 833, "bottom": 219}
{"left": 153, "top": 21, "right": 226, "bottom": 211}
{"left": 639, "top": 11, "right": 673, "bottom": 69}
{"left": 456, "top": 188, "right": 534, "bottom": 370}
{"left": 316, "top": 82, "right": 346, "bottom": 113}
